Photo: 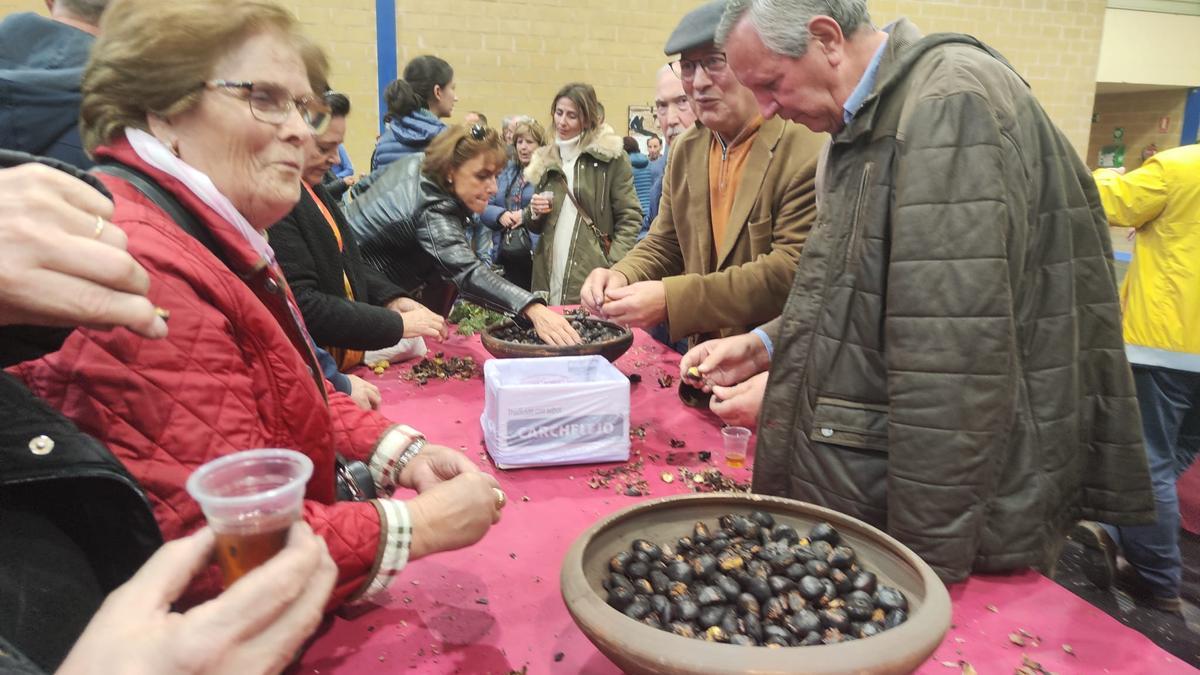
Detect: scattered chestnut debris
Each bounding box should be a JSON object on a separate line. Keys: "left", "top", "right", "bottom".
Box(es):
{"left": 669, "top": 438, "right": 687, "bottom": 448}
{"left": 491, "top": 308, "right": 625, "bottom": 345}
{"left": 603, "top": 517, "right": 910, "bottom": 646}
{"left": 1014, "top": 654, "right": 1057, "bottom": 675}
{"left": 404, "top": 352, "right": 477, "bottom": 385}
{"left": 628, "top": 373, "right": 643, "bottom": 384}
{"left": 657, "top": 373, "right": 675, "bottom": 388}
{"left": 678, "top": 467, "right": 750, "bottom": 493}
{"left": 587, "top": 460, "right": 650, "bottom": 497}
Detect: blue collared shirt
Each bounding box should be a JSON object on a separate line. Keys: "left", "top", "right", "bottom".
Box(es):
{"left": 842, "top": 33, "right": 890, "bottom": 125}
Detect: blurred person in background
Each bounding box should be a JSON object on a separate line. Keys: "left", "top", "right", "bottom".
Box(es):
{"left": 525, "top": 82, "right": 641, "bottom": 305}
{"left": 480, "top": 118, "right": 545, "bottom": 290}
{"left": 1076, "top": 143, "right": 1200, "bottom": 616}
{"left": 371, "top": 55, "right": 456, "bottom": 170}
{"left": 646, "top": 134, "right": 665, "bottom": 176}
{"left": 271, "top": 89, "right": 448, "bottom": 373}
{"left": 346, "top": 124, "right": 581, "bottom": 344}
{"left": 15, "top": 0, "right": 505, "bottom": 611}
{"left": 639, "top": 63, "right": 698, "bottom": 239}
{"left": 623, "top": 135, "right": 655, "bottom": 217}
{"left": 0, "top": 0, "right": 111, "bottom": 168}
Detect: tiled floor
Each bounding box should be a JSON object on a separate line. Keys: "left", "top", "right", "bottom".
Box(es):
{"left": 1053, "top": 530, "right": 1200, "bottom": 668}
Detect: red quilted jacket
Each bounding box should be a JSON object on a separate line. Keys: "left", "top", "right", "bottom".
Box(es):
{"left": 13, "top": 140, "right": 396, "bottom": 606}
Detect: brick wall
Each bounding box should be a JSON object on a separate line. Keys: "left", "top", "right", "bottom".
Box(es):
{"left": 1086, "top": 89, "right": 1190, "bottom": 171}
{"left": 1, "top": 0, "right": 1107, "bottom": 168}
{"left": 866, "top": 0, "right": 1107, "bottom": 159}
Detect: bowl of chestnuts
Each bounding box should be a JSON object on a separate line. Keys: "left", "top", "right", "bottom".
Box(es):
{"left": 480, "top": 308, "right": 633, "bottom": 362}
{"left": 560, "top": 493, "right": 951, "bottom": 675}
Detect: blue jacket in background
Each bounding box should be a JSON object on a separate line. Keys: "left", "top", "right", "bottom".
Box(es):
{"left": 479, "top": 160, "right": 538, "bottom": 262}
{"left": 628, "top": 151, "right": 655, "bottom": 220}
{"left": 332, "top": 145, "right": 354, "bottom": 179}
{"left": 0, "top": 13, "right": 94, "bottom": 169}
{"left": 371, "top": 109, "right": 445, "bottom": 171}
{"left": 639, "top": 173, "right": 663, "bottom": 240}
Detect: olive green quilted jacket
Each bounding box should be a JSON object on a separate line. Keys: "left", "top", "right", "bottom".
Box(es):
{"left": 753, "top": 20, "right": 1154, "bottom": 583}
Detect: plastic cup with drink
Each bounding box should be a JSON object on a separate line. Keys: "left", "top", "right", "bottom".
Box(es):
{"left": 721, "top": 426, "right": 752, "bottom": 469}
{"left": 186, "top": 448, "right": 312, "bottom": 586}
{"left": 534, "top": 190, "right": 554, "bottom": 216}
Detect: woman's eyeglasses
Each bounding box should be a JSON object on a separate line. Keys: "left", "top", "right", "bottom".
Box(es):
{"left": 201, "top": 80, "right": 331, "bottom": 134}
{"left": 669, "top": 53, "right": 729, "bottom": 81}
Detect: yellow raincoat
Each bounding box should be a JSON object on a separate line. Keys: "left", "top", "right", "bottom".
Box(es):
{"left": 1094, "top": 143, "right": 1200, "bottom": 372}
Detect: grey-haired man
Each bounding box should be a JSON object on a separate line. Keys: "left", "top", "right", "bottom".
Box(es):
{"left": 681, "top": 0, "right": 1155, "bottom": 584}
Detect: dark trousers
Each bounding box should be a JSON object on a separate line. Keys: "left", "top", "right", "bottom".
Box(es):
{"left": 1104, "top": 364, "right": 1200, "bottom": 598}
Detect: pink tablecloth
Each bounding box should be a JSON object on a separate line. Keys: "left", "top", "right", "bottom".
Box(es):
{"left": 297, "top": 330, "right": 1193, "bottom": 674}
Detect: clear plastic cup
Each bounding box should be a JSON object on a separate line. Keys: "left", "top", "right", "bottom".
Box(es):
{"left": 186, "top": 448, "right": 313, "bottom": 586}
{"left": 721, "top": 426, "right": 752, "bottom": 469}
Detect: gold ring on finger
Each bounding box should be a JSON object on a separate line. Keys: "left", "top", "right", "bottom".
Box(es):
{"left": 92, "top": 215, "right": 107, "bottom": 239}
{"left": 493, "top": 488, "right": 507, "bottom": 510}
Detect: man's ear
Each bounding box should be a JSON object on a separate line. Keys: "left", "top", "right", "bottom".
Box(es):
{"left": 807, "top": 15, "right": 847, "bottom": 65}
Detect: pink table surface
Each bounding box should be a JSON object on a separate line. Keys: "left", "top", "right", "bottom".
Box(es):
{"left": 297, "top": 329, "right": 1194, "bottom": 674}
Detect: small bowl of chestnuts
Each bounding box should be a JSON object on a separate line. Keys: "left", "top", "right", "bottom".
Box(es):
{"left": 560, "top": 493, "right": 951, "bottom": 675}
{"left": 480, "top": 308, "right": 633, "bottom": 362}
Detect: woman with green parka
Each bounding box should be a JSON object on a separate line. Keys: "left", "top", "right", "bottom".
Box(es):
{"left": 525, "top": 83, "right": 642, "bottom": 305}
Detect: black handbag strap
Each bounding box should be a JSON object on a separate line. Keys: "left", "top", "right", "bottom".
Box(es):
{"left": 92, "top": 162, "right": 227, "bottom": 265}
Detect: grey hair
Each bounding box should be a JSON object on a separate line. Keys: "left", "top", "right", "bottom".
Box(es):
{"left": 58, "top": 0, "right": 110, "bottom": 25}
{"left": 717, "top": 0, "right": 871, "bottom": 57}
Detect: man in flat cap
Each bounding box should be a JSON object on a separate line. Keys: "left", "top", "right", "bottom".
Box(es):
{"left": 580, "top": 0, "right": 824, "bottom": 353}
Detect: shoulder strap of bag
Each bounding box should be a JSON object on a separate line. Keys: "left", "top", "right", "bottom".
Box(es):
{"left": 92, "top": 162, "right": 227, "bottom": 265}
{"left": 558, "top": 173, "right": 610, "bottom": 255}
{"left": 94, "top": 163, "right": 373, "bottom": 501}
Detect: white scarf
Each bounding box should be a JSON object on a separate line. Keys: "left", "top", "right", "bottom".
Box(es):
{"left": 548, "top": 133, "right": 584, "bottom": 304}
{"left": 126, "top": 127, "right": 276, "bottom": 266}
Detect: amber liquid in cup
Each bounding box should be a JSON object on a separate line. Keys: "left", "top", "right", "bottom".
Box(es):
{"left": 725, "top": 453, "right": 746, "bottom": 469}
{"left": 214, "top": 522, "right": 290, "bottom": 586}
{"left": 186, "top": 449, "right": 312, "bottom": 588}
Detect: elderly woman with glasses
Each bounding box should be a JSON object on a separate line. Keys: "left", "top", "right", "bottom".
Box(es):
{"left": 14, "top": 0, "right": 504, "bottom": 610}
{"left": 346, "top": 124, "right": 582, "bottom": 345}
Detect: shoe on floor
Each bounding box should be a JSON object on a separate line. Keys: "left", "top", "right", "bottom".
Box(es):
{"left": 1111, "top": 557, "right": 1186, "bottom": 617}
{"left": 1073, "top": 520, "right": 1118, "bottom": 590}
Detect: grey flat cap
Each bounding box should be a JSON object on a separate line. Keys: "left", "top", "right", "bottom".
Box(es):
{"left": 664, "top": 0, "right": 726, "bottom": 55}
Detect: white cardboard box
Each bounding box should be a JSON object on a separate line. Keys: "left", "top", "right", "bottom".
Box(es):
{"left": 481, "top": 355, "right": 630, "bottom": 469}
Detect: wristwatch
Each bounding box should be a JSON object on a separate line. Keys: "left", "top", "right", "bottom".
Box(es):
{"left": 394, "top": 436, "right": 426, "bottom": 476}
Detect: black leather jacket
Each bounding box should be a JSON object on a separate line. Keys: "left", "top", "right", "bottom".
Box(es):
{"left": 342, "top": 154, "right": 539, "bottom": 317}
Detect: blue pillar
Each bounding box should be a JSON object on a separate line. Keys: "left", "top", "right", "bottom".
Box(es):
{"left": 375, "top": 0, "right": 397, "bottom": 134}
{"left": 1182, "top": 87, "right": 1200, "bottom": 146}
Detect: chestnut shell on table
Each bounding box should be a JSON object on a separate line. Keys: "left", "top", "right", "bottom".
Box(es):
{"left": 480, "top": 318, "right": 634, "bottom": 363}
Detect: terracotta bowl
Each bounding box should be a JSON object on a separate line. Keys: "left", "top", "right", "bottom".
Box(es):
{"left": 480, "top": 318, "right": 633, "bottom": 363}
{"left": 561, "top": 493, "right": 951, "bottom": 675}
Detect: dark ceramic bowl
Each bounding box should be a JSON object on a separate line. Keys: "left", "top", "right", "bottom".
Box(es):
{"left": 480, "top": 318, "right": 634, "bottom": 363}
{"left": 561, "top": 493, "right": 951, "bottom": 675}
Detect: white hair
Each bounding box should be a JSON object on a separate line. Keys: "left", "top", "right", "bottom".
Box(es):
{"left": 717, "top": 0, "right": 871, "bottom": 57}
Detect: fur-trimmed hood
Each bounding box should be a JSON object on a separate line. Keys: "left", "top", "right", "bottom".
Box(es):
{"left": 523, "top": 123, "right": 624, "bottom": 185}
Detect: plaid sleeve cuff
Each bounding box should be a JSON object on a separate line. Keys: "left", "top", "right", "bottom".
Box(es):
{"left": 369, "top": 424, "right": 424, "bottom": 492}
{"left": 352, "top": 499, "right": 412, "bottom": 603}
